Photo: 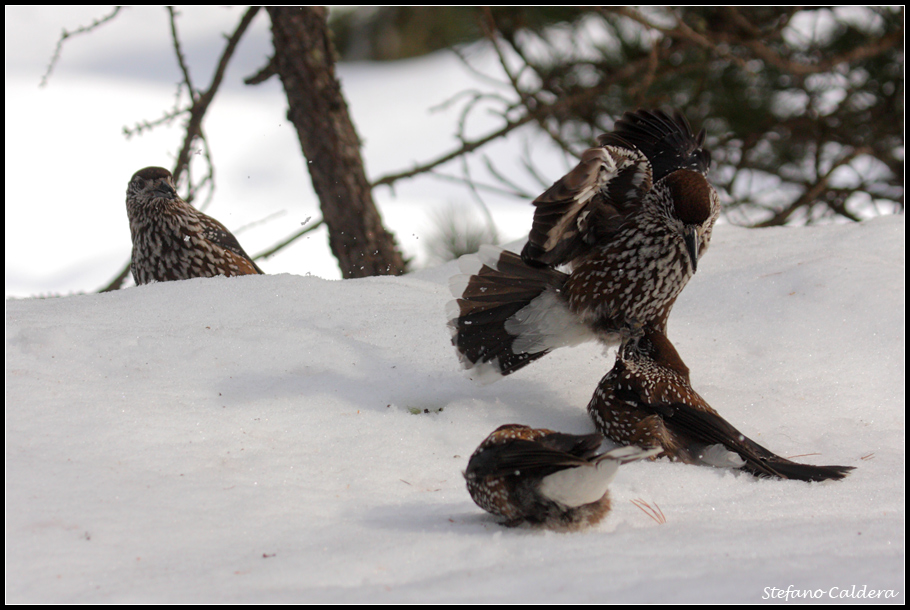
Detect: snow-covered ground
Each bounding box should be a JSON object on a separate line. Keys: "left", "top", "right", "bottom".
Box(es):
{"left": 6, "top": 216, "right": 904, "bottom": 603}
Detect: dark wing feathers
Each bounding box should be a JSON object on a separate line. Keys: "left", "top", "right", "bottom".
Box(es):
{"left": 454, "top": 250, "right": 567, "bottom": 320}
{"left": 522, "top": 108, "right": 710, "bottom": 268}
{"left": 200, "top": 217, "right": 264, "bottom": 274}
{"left": 468, "top": 433, "right": 604, "bottom": 480}
{"left": 648, "top": 400, "right": 784, "bottom": 478}
{"left": 536, "top": 431, "right": 604, "bottom": 459}
{"left": 521, "top": 146, "right": 651, "bottom": 267}
{"left": 646, "top": 400, "right": 853, "bottom": 482}
{"left": 598, "top": 108, "right": 711, "bottom": 180}
{"left": 450, "top": 250, "right": 567, "bottom": 374}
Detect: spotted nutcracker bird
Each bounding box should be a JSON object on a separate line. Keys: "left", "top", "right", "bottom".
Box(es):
{"left": 465, "top": 424, "right": 659, "bottom": 530}
{"left": 126, "top": 167, "right": 264, "bottom": 285}
{"left": 448, "top": 109, "right": 720, "bottom": 379}
{"left": 588, "top": 326, "right": 854, "bottom": 482}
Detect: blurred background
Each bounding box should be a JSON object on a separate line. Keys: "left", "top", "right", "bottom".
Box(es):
{"left": 5, "top": 7, "right": 903, "bottom": 297}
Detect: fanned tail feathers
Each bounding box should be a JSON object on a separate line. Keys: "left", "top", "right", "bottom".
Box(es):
{"left": 447, "top": 246, "right": 591, "bottom": 380}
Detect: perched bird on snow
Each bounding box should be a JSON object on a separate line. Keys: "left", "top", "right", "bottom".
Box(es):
{"left": 465, "top": 424, "right": 659, "bottom": 530}
{"left": 588, "top": 326, "right": 854, "bottom": 482}
{"left": 448, "top": 109, "right": 720, "bottom": 380}
{"left": 126, "top": 166, "right": 264, "bottom": 285}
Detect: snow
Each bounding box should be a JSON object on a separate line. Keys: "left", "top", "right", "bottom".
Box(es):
{"left": 4, "top": 6, "right": 904, "bottom": 602}
{"left": 6, "top": 216, "right": 904, "bottom": 603}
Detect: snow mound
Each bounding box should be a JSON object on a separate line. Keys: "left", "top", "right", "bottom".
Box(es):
{"left": 6, "top": 217, "right": 904, "bottom": 603}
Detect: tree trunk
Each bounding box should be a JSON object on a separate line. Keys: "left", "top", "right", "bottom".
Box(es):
{"left": 267, "top": 6, "right": 408, "bottom": 277}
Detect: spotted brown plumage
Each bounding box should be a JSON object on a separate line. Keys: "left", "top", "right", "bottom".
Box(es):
{"left": 464, "top": 424, "right": 659, "bottom": 530}
{"left": 448, "top": 109, "right": 719, "bottom": 379}
{"left": 126, "top": 167, "right": 264, "bottom": 285}
{"left": 588, "top": 327, "right": 855, "bottom": 482}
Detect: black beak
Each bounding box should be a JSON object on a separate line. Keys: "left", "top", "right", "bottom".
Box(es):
{"left": 153, "top": 181, "right": 177, "bottom": 200}
{"left": 683, "top": 226, "right": 699, "bottom": 272}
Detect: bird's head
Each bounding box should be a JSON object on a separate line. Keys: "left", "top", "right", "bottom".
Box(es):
{"left": 662, "top": 169, "right": 720, "bottom": 273}
{"left": 126, "top": 166, "right": 179, "bottom": 209}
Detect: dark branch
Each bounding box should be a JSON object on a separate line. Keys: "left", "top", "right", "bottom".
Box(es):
{"left": 173, "top": 6, "right": 261, "bottom": 181}
{"left": 371, "top": 114, "right": 536, "bottom": 188}
{"left": 253, "top": 218, "right": 325, "bottom": 261}
{"left": 97, "top": 263, "right": 132, "bottom": 293}
{"left": 41, "top": 6, "right": 124, "bottom": 88}
{"left": 244, "top": 55, "right": 278, "bottom": 85}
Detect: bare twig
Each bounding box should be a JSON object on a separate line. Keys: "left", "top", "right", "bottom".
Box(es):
{"left": 97, "top": 263, "right": 132, "bottom": 293}
{"left": 741, "top": 29, "right": 904, "bottom": 77}
{"left": 172, "top": 6, "right": 261, "bottom": 181}
{"left": 603, "top": 6, "right": 753, "bottom": 73}
{"left": 626, "top": 36, "right": 661, "bottom": 104}
{"left": 253, "top": 218, "right": 325, "bottom": 261}
{"left": 481, "top": 153, "right": 540, "bottom": 199}
{"left": 122, "top": 107, "right": 185, "bottom": 139}
{"left": 41, "top": 6, "right": 124, "bottom": 87}
{"left": 244, "top": 55, "right": 278, "bottom": 85}
{"left": 458, "top": 147, "right": 500, "bottom": 244}
{"left": 166, "top": 6, "right": 195, "bottom": 96}
{"left": 371, "top": 114, "right": 536, "bottom": 188}
{"left": 420, "top": 169, "right": 536, "bottom": 200}
{"left": 753, "top": 146, "right": 871, "bottom": 227}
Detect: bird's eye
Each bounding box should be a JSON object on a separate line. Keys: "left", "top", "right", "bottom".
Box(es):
{"left": 134, "top": 178, "right": 145, "bottom": 189}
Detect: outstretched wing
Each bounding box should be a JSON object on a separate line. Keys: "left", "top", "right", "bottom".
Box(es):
{"left": 521, "top": 145, "right": 652, "bottom": 268}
